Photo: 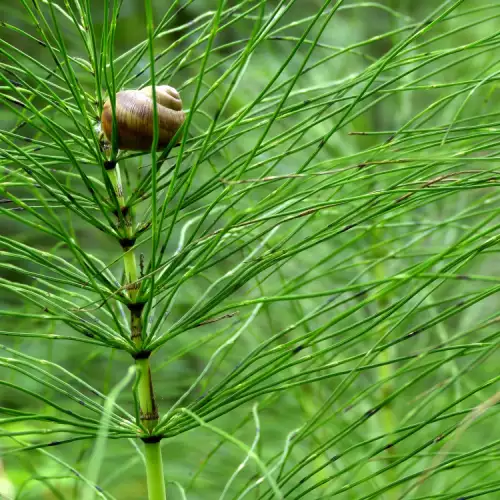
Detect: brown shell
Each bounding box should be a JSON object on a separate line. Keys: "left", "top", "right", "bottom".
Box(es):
{"left": 101, "top": 85, "right": 185, "bottom": 151}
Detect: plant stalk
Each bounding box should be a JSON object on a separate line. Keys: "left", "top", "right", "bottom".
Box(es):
{"left": 107, "top": 162, "right": 166, "bottom": 499}
{"left": 144, "top": 440, "right": 167, "bottom": 500}
{"left": 373, "top": 226, "right": 399, "bottom": 499}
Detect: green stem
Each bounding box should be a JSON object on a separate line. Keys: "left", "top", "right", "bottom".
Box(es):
{"left": 107, "top": 162, "right": 166, "bottom": 499}
{"left": 373, "top": 227, "right": 399, "bottom": 499}
{"left": 136, "top": 357, "right": 158, "bottom": 431}
{"left": 106, "top": 165, "right": 126, "bottom": 208}
{"left": 144, "top": 440, "right": 167, "bottom": 500}
{"left": 123, "top": 247, "right": 140, "bottom": 302}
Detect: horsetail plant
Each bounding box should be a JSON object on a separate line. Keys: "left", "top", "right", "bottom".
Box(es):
{"left": 2, "top": 0, "right": 500, "bottom": 499}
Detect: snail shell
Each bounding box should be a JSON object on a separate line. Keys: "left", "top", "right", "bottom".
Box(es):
{"left": 101, "top": 85, "right": 185, "bottom": 151}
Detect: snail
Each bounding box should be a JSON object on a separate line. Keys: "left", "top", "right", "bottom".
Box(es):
{"left": 101, "top": 85, "right": 185, "bottom": 151}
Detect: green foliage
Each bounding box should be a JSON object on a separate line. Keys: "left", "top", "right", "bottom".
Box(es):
{"left": 1, "top": 0, "right": 500, "bottom": 499}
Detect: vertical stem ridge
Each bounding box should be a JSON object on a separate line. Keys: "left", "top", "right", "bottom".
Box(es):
{"left": 136, "top": 357, "right": 159, "bottom": 429}
{"left": 123, "top": 247, "right": 139, "bottom": 297}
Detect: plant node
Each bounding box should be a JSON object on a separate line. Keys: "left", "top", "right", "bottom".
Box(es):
{"left": 133, "top": 349, "right": 152, "bottom": 360}
{"left": 104, "top": 159, "right": 117, "bottom": 170}
{"left": 119, "top": 236, "right": 137, "bottom": 249}
{"left": 141, "top": 435, "right": 163, "bottom": 444}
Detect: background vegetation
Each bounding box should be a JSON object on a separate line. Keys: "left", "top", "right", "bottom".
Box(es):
{"left": 1, "top": 0, "right": 500, "bottom": 499}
